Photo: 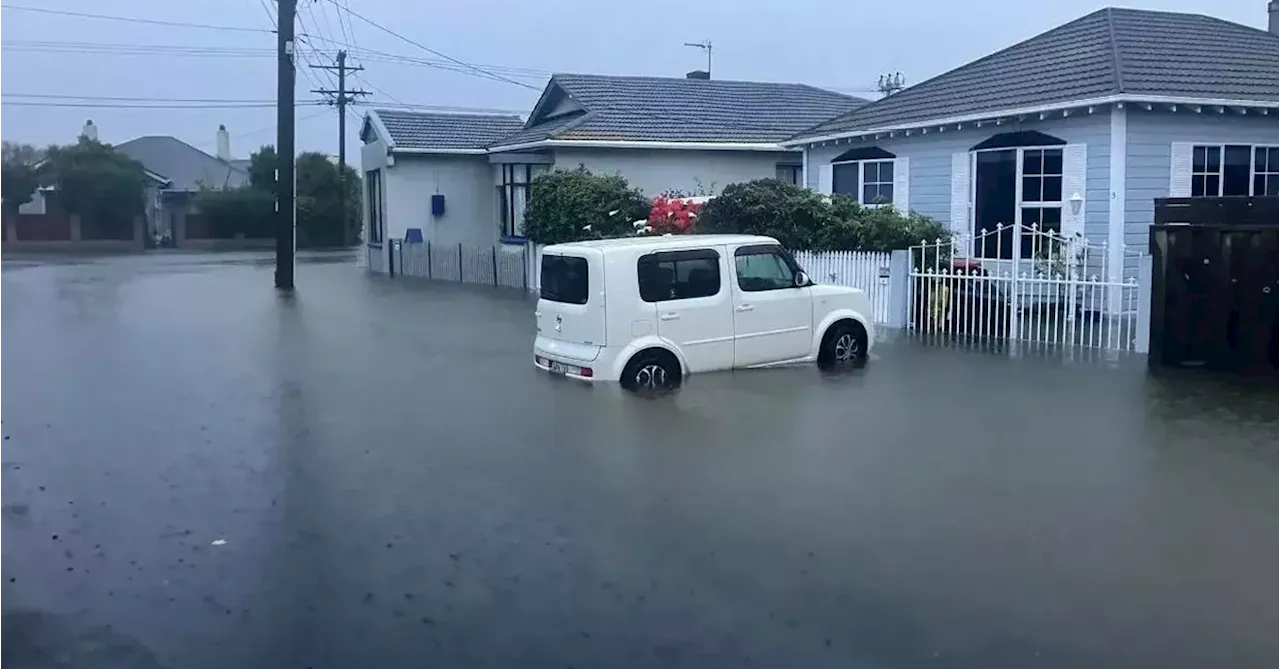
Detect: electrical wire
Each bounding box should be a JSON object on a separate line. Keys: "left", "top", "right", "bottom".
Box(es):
{"left": 1, "top": 5, "right": 273, "bottom": 33}
{"left": 1, "top": 101, "right": 326, "bottom": 109}
{"left": 318, "top": 0, "right": 541, "bottom": 90}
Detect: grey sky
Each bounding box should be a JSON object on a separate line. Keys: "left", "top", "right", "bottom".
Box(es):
{"left": 0, "top": 0, "right": 1268, "bottom": 164}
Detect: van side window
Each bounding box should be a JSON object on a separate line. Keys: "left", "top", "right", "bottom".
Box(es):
{"left": 734, "top": 246, "right": 798, "bottom": 292}
{"left": 637, "top": 249, "right": 721, "bottom": 302}
{"left": 540, "top": 254, "right": 589, "bottom": 305}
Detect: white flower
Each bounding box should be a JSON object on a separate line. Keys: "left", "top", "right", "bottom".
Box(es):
{"left": 607, "top": 209, "right": 619, "bottom": 217}
{"left": 581, "top": 225, "right": 592, "bottom": 231}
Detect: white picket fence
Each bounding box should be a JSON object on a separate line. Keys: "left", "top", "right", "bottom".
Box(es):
{"left": 792, "top": 250, "right": 893, "bottom": 324}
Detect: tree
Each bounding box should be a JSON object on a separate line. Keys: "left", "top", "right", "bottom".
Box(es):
{"left": 1, "top": 141, "right": 43, "bottom": 215}
{"left": 523, "top": 167, "right": 650, "bottom": 245}
{"left": 248, "top": 145, "right": 277, "bottom": 196}
{"left": 295, "top": 151, "right": 360, "bottom": 247}
{"left": 42, "top": 137, "right": 146, "bottom": 232}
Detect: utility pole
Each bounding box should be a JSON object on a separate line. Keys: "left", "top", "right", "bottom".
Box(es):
{"left": 275, "top": 0, "right": 296, "bottom": 290}
{"left": 311, "top": 50, "right": 369, "bottom": 248}
{"left": 876, "top": 72, "right": 905, "bottom": 97}
{"left": 683, "top": 40, "right": 712, "bottom": 78}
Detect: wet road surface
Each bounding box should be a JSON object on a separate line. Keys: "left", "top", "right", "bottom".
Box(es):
{"left": 3, "top": 252, "right": 1276, "bottom": 668}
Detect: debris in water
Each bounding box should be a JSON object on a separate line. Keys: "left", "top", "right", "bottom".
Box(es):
{"left": 210, "top": 539, "right": 227, "bottom": 546}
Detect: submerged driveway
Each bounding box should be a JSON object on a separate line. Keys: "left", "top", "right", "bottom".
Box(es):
{"left": 2, "top": 252, "right": 1276, "bottom": 669}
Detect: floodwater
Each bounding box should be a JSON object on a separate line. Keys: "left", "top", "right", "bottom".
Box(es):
{"left": 2, "top": 251, "right": 1276, "bottom": 668}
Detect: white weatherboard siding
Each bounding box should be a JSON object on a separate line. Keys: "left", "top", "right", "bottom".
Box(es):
{"left": 804, "top": 114, "right": 1113, "bottom": 246}
{"left": 1124, "top": 111, "right": 1279, "bottom": 250}
{"left": 381, "top": 155, "right": 499, "bottom": 248}
{"left": 551, "top": 147, "right": 801, "bottom": 197}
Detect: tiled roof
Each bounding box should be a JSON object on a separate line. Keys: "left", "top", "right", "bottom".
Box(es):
{"left": 496, "top": 74, "right": 866, "bottom": 147}
{"left": 793, "top": 8, "right": 1280, "bottom": 140}
{"left": 114, "top": 136, "right": 248, "bottom": 191}
{"left": 373, "top": 110, "right": 525, "bottom": 150}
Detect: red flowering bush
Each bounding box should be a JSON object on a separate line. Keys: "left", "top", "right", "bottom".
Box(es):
{"left": 647, "top": 195, "right": 702, "bottom": 235}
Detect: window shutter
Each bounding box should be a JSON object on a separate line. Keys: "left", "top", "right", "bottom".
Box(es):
{"left": 893, "top": 157, "right": 910, "bottom": 212}
{"left": 1169, "top": 142, "right": 1193, "bottom": 197}
{"left": 1061, "top": 143, "right": 1087, "bottom": 239}
{"left": 817, "top": 164, "right": 833, "bottom": 195}
{"left": 950, "top": 152, "right": 970, "bottom": 253}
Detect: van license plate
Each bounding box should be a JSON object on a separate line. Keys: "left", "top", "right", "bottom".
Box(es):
{"left": 549, "top": 361, "right": 569, "bottom": 375}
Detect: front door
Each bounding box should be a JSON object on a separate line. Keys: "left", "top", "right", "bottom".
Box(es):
{"left": 973, "top": 149, "right": 1017, "bottom": 258}
{"left": 639, "top": 247, "right": 735, "bottom": 372}
{"left": 731, "top": 244, "right": 813, "bottom": 367}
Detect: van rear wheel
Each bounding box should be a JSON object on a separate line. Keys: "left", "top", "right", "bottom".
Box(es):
{"left": 621, "top": 350, "right": 681, "bottom": 392}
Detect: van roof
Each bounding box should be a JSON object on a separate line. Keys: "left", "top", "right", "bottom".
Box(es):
{"left": 548, "top": 234, "right": 778, "bottom": 252}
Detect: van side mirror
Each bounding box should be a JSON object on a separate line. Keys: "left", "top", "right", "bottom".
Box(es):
{"left": 794, "top": 271, "right": 810, "bottom": 287}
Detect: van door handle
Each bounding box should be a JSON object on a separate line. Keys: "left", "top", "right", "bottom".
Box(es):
{"left": 735, "top": 305, "right": 754, "bottom": 312}
{"left": 659, "top": 312, "right": 680, "bottom": 321}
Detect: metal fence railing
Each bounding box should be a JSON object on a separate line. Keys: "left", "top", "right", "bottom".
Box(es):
{"left": 376, "top": 240, "right": 528, "bottom": 291}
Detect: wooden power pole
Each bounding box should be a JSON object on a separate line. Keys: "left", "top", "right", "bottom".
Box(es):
{"left": 275, "top": 0, "right": 296, "bottom": 290}
{"left": 312, "top": 50, "right": 369, "bottom": 248}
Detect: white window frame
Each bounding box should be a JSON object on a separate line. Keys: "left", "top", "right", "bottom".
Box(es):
{"left": 498, "top": 163, "right": 547, "bottom": 240}
{"left": 366, "top": 169, "right": 384, "bottom": 245}
{"left": 830, "top": 158, "right": 894, "bottom": 207}
{"left": 1188, "top": 143, "right": 1280, "bottom": 197}
{"left": 969, "top": 145, "right": 1065, "bottom": 259}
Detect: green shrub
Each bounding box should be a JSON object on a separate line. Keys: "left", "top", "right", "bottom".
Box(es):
{"left": 194, "top": 186, "right": 274, "bottom": 238}
{"left": 523, "top": 167, "right": 650, "bottom": 245}
{"left": 696, "top": 179, "right": 836, "bottom": 249}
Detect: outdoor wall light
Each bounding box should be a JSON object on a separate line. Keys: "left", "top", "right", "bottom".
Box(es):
{"left": 1069, "top": 192, "right": 1084, "bottom": 216}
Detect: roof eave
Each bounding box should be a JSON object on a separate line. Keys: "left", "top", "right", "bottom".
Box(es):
{"left": 486, "top": 139, "right": 796, "bottom": 153}
{"left": 391, "top": 147, "right": 489, "bottom": 155}
{"left": 366, "top": 110, "right": 397, "bottom": 149}
{"left": 784, "top": 95, "right": 1280, "bottom": 146}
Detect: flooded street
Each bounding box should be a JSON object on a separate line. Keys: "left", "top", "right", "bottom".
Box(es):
{"left": 2, "top": 252, "right": 1276, "bottom": 668}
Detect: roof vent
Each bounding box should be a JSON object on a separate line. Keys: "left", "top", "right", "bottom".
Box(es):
{"left": 1269, "top": 0, "right": 1277, "bottom": 36}
{"left": 685, "top": 70, "right": 710, "bottom": 80}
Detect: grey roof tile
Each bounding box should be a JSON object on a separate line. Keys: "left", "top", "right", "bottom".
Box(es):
{"left": 114, "top": 136, "right": 249, "bottom": 191}
{"left": 793, "top": 8, "right": 1279, "bottom": 140}
{"left": 495, "top": 74, "right": 865, "bottom": 146}
{"left": 374, "top": 110, "right": 524, "bottom": 150}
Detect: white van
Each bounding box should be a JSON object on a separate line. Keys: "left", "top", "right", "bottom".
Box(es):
{"left": 533, "top": 234, "right": 875, "bottom": 390}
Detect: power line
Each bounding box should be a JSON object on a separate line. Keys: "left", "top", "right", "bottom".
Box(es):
{"left": 4, "top": 93, "right": 311, "bottom": 103}
{"left": 318, "top": 0, "right": 540, "bottom": 90}
{"left": 1, "top": 101, "right": 324, "bottom": 109}
{"left": 0, "top": 5, "right": 273, "bottom": 33}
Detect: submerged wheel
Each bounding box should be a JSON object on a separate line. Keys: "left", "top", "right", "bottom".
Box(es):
{"left": 818, "top": 321, "right": 868, "bottom": 367}
{"left": 621, "top": 350, "right": 681, "bottom": 392}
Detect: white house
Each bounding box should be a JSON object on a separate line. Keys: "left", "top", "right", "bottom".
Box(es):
{"left": 359, "top": 73, "right": 864, "bottom": 271}
{"left": 785, "top": 6, "right": 1279, "bottom": 293}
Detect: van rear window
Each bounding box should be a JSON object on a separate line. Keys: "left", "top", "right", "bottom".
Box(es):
{"left": 540, "top": 255, "right": 589, "bottom": 305}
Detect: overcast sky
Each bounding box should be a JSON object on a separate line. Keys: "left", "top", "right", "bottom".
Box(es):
{"left": 0, "top": 0, "right": 1268, "bottom": 163}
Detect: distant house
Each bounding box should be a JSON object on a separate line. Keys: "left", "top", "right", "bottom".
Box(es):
{"left": 114, "top": 125, "right": 252, "bottom": 246}
{"left": 785, "top": 7, "right": 1279, "bottom": 294}
{"left": 359, "top": 73, "right": 864, "bottom": 260}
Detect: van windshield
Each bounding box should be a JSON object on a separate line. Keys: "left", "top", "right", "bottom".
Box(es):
{"left": 540, "top": 254, "right": 589, "bottom": 305}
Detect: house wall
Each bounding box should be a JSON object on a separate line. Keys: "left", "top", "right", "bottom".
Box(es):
{"left": 1124, "top": 110, "right": 1279, "bottom": 249}
{"left": 380, "top": 154, "right": 499, "bottom": 248}
{"left": 803, "top": 113, "right": 1114, "bottom": 246}
{"left": 552, "top": 147, "right": 802, "bottom": 196}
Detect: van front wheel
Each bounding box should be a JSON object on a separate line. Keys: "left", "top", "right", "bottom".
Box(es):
{"left": 621, "top": 350, "right": 681, "bottom": 392}
{"left": 818, "top": 321, "right": 867, "bottom": 368}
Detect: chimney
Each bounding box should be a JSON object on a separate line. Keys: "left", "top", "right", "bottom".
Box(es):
{"left": 1270, "top": 0, "right": 1278, "bottom": 36}
{"left": 216, "top": 124, "right": 231, "bottom": 161}
{"left": 685, "top": 70, "right": 710, "bottom": 80}
{"left": 81, "top": 119, "right": 98, "bottom": 141}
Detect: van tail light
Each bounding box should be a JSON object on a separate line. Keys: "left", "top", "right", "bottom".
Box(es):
{"left": 580, "top": 367, "right": 593, "bottom": 378}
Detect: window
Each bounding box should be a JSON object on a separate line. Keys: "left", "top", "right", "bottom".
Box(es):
{"left": 637, "top": 249, "right": 721, "bottom": 302}
{"left": 540, "top": 254, "right": 588, "bottom": 305}
{"left": 734, "top": 245, "right": 799, "bottom": 292}
{"left": 499, "top": 163, "right": 547, "bottom": 239}
{"left": 775, "top": 164, "right": 802, "bottom": 185}
{"left": 366, "top": 169, "right": 383, "bottom": 244}
{"left": 1190, "top": 144, "right": 1280, "bottom": 197}
{"left": 1019, "top": 148, "right": 1064, "bottom": 257}
{"left": 832, "top": 160, "right": 894, "bottom": 206}
{"left": 1254, "top": 147, "right": 1279, "bottom": 196}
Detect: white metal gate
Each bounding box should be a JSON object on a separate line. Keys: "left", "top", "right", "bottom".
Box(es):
{"left": 907, "top": 224, "right": 1146, "bottom": 351}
